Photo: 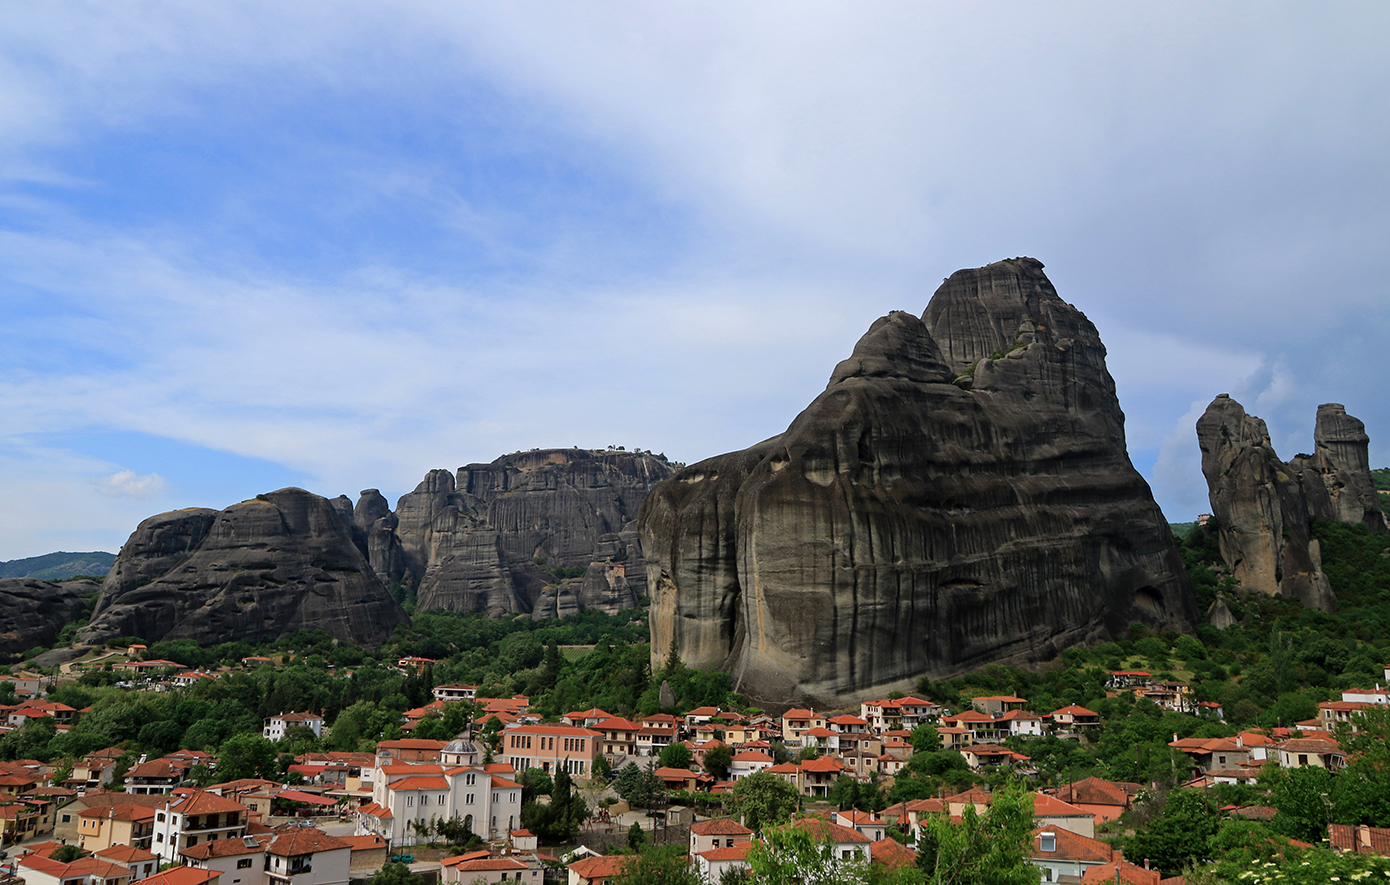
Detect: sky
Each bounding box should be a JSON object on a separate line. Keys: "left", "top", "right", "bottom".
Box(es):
{"left": 2, "top": 3, "right": 1388, "bottom": 560}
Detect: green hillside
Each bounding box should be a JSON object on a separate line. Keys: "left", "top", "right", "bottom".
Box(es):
{"left": 0, "top": 550, "right": 116, "bottom": 580}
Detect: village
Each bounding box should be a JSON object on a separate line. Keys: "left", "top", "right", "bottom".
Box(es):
{"left": 3, "top": 650, "right": 1389, "bottom": 885}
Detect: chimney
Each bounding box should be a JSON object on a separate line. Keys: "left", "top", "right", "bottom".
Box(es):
{"left": 1360, "top": 824, "right": 1372, "bottom": 850}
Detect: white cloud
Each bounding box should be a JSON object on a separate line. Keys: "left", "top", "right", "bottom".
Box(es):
{"left": 97, "top": 469, "right": 166, "bottom": 498}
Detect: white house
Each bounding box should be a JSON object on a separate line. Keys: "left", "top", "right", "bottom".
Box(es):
{"left": 263, "top": 713, "right": 324, "bottom": 742}
{"left": 729, "top": 751, "right": 774, "bottom": 781}
{"left": 152, "top": 791, "right": 252, "bottom": 865}
{"left": 358, "top": 761, "right": 523, "bottom": 846}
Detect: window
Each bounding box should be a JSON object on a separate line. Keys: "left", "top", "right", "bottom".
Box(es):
{"left": 62, "top": 814, "right": 70, "bottom": 823}
{"left": 438, "top": 794, "right": 445, "bottom": 804}
{"left": 1039, "top": 833, "right": 1056, "bottom": 852}
{"left": 157, "top": 813, "right": 166, "bottom": 822}
{"left": 1298, "top": 754, "right": 1309, "bottom": 766}
{"left": 188, "top": 836, "right": 198, "bottom": 846}
{"left": 238, "top": 860, "right": 253, "bottom": 870}
{"left": 407, "top": 796, "right": 414, "bottom": 807}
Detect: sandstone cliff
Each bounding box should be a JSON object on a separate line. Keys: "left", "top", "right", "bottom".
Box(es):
{"left": 385, "top": 449, "right": 675, "bottom": 616}
{"left": 0, "top": 578, "right": 93, "bottom": 660}
{"left": 641, "top": 258, "right": 1195, "bottom": 708}
{"left": 1196, "top": 396, "right": 1383, "bottom": 611}
{"left": 80, "top": 488, "right": 408, "bottom": 647}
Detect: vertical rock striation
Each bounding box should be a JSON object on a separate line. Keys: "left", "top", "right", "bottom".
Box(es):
{"left": 641, "top": 258, "right": 1196, "bottom": 708}
{"left": 387, "top": 449, "right": 676, "bottom": 616}
{"left": 1196, "top": 396, "right": 1383, "bottom": 612}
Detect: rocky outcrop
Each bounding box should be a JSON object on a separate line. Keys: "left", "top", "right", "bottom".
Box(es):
{"left": 1196, "top": 396, "right": 1383, "bottom": 611}
{"left": 1311, "top": 404, "right": 1386, "bottom": 531}
{"left": 80, "top": 488, "right": 408, "bottom": 647}
{"left": 641, "top": 258, "right": 1196, "bottom": 708}
{"left": 0, "top": 578, "right": 93, "bottom": 660}
{"left": 381, "top": 449, "right": 675, "bottom": 616}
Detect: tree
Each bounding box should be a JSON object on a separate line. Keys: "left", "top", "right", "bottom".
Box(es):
{"left": 609, "top": 844, "right": 699, "bottom": 885}
{"left": 917, "top": 778, "right": 1035, "bottom": 885}
{"left": 592, "top": 752, "right": 613, "bottom": 780}
{"left": 50, "top": 845, "right": 86, "bottom": 863}
{"left": 614, "top": 761, "right": 664, "bottom": 809}
{"left": 368, "top": 862, "right": 421, "bottom": 885}
{"left": 628, "top": 821, "right": 646, "bottom": 850}
{"left": 746, "top": 823, "right": 873, "bottom": 885}
{"left": 1124, "top": 787, "right": 1219, "bottom": 876}
{"left": 1265, "top": 765, "right": 1335, "bottom": 842}
{"left": 724, "top": 771, "right": 800, "bottom": 832}
{"left": 659, "top": 741, "right": 692, "bottom": 771}
{"left": 522, "top": 768, "right": 588, "bottom": 841}
{"left": 216, "top": 733, "right": 278, "bottom": 782}
{"left": 703, "top": 743, "right": 734, "bottom": 780}
{"left": 910, "top": 724, "right": 943, "bottom": 753}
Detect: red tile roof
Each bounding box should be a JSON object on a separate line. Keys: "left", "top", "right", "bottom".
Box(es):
{"left": 691, "top": 819, "right": 753, "bottom": 836}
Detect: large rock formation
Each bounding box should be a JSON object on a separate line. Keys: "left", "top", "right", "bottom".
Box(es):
{"left": 79, "top": 488, "right": 408, "bottom": 647}
{"left": 381, "top": 449, "right": 675, "bottom": 616}
{"left": 641, "top": 257, "right": 1195, "bottom": 708}
{"left": 1196, "top": 396, "right": 1383, "bottom": 611}
{"left": 0, "top": 578, "right": 93, "bottom": 660}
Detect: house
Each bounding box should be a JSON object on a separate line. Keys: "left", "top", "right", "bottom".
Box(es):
{"left": 833, "top": 810, "right": 887, "bottom": 842}
{"left": 798, "top": 757, "right": 844, "bottom": 798}
{"left": 879, "top": 798, "right": 945, "bottom": 841}
{"left": 15, "top": 853, "right": 134, "bottom": 885}
{"left": 263, "top": 713, "right": 324, "bottom": 742}
{"left": 654, "top": 768, "right": 707, "bottom": 793}
{"left": 395, "top": 657, "right": 435, "bottom": 675}
{"left": 782, "top": 817, "right": 871, "bottom": 863}
{"left": 780, "top": 709, "right": 826, "bottom": 745}
{"left": 361, "top": 761, "right": 523, "bottom": 844}
{"left": 1027, "top": 827, "right": 1116, "bottom": 884}
{"left": 1167, "top": 737, "right": 1249, "bottom": 774}
{"left": 1080, "top": 859, "right": 1160, "bottom": 884}
{"left": 693, "top": 843, "right": 751, "bottom": 883}
{"left": 1031, "top": 793, "right": 1096, "bottom": 838}
{"left": 441, "top": 854, "right": 543, "bottom": 884}
{"left": 432, "top": 684, "right": 477, "bottom": 703}
{"left": 178, "top": 834, "right": 270, "bottom": 885}
{"left": 1, "top": 799, "right": 48, "bottom": 845}
{"left": 78, "top": 803, "right": 158, "bottom": 851}
{"left": 125, "top": 758, "right": 188, "bottom": 795}
{"left": 593, "top": 718, "right": 639, "bottom": 758}
{"left": 561, "top": 709, "right": 614, "bottom": 729}
{"left": 689, "top": 818, "right": 753, "bottom": 855}
{"left": 151, "top": 790, "right": 253, "bottom": 864}
{"left": 970, "top": 696, "right": 1028, "bottom": 716}
{"left": 54, "top": 791, "right": 166, "bottom": 844}
{"left": 93, "top": 845, "right": 159, "bottom": 883}
{"left": 634, "top": 715, "right": 680, "bottom": 756}
{"left": 263, "top": 826, "right": 351, "bottom": 885}
{"left": 729, "top": 751, "right": 774, "bottom": 781}
{"left": 375, "top": 739, "right": 448, "bottom": 764}
{"left": 960, "top": 744, "right": 1029, "bottom": 771}
{"left": 1276, "top": 738, "right": 1345, "bottom": 770}
{"left": 501, "top": 725, "right": 600, "bottom": 777}
{"left": 998, "top": 710, "right": 1043, "bottom": 738}
{"left": 1048, "top": 705, "right": 1101, "bottom": 738}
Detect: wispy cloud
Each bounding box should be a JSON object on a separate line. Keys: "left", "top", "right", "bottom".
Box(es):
{"left": 97, "top": 469, "right": 166, "bottom": 498}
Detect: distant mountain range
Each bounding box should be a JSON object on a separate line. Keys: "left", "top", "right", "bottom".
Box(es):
{"left": 0, "top": 551, "right": 115, "bottom": 580}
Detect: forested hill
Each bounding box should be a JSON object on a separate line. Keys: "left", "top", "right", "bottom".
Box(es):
{"left": 0, "top": 551, "right": 114, "bottom": 580}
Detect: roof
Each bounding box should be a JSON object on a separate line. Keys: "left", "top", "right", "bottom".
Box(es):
{"left": 268, "top": 828, "right": 352, "bottom": 856}
{"left": 131, "top": 866, "right": 223, "bottom": 885}
{"left": 376, "top": 739, "right": 447, "bottom": 750}
{"left": 782, "top": 708, "right": 819, "bottom": 720}
{"left": 1055, "top": 777, "right": 1129, "bottom": 808}
{"left": 387, "top": 776, "right": 450, "bottom": 791}
{"left": 1032, "top": 794, "right": 1092, "bottom": 817}
{"left": 799, "top": 756, "right": 844, "bottom": 773}
{"left": 1030, "top": 827, "right": 1115, "bottom": 864}
{"left": 1081, "top": 860, "right": 1160, "bottom": 884}
{"left": 871, "top": 837, "right": 916, "bottom": 868}
{"left": 275, "top": 789, "right": 337, "bottom": 806}
{"left": 699, "top": 845, "right": 751, "bottom": 861}
{"left": 80, "top": 803, "right": 158, "bottom": 822}
{"left": 691, "top": 819, "right": 754, "bottom": 836}
{"left": 505, "top": 724, "right": 601, "bottom": 736}
{"left": 339, "top": 835, "right": 387, "bottom": 851}
{"left": 1280, "top": 738, "right": 1344, "bottom": 754}
{"left": 569, "top": 855, "right": 631, "bottom": 879}
{"left": 168, "top": 791, "right": 248, "bottom": 816}
{"left": 790, "top": 817, "right": 870, "bottom": 843}
{"left": 731, "top": 751, "right": 773, "bottom": 763}
{"left": 20, "top": 854, "right": 133, "bottom": 880}
{"left": 94, "top": 845, "right": 159, "bottom": 864}
{"left": 1051, "top": 704, "right": 1100, "bottom": 717}
{"left": 181, "top": 837, "right": 266, "bottom": 860}
{"left": 1329, "top": 824, "right": 1390, "bottom": 856}
{"left": 452, "top": 856, "right": 534, "bottom": 873}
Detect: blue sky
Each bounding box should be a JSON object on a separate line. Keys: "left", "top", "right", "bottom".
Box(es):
{"left": 2, "top": 3, "right": 1389, "bottom": 559}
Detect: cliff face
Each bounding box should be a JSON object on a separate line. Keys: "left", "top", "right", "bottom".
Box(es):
{"left": 641, "top": 258, "right": 1196, "bottom": 708}
{"left": 384, "top": 449, "right": 676, "bottom": 616}
{"left": 80, "top": 488, "right": 408, "bottom": 647}
{"left": 1196, "top": 396, "right": 1383, "bottom": 611}
{"left": 0, "top": 578, "right": 93, "bottom": 660}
